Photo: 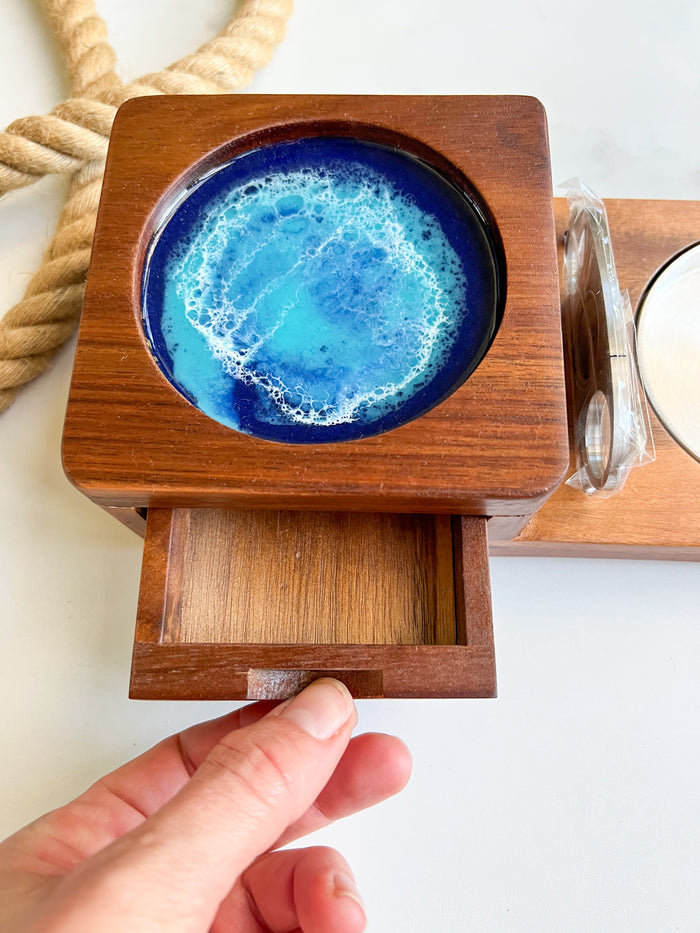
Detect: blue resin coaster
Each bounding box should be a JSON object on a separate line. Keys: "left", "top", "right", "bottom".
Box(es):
{"left": 141, "top": 136, "right": 501, "bottom": 443}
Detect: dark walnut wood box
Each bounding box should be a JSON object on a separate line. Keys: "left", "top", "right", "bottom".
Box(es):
{"left": 62, "top": 95, "right": 570, "bottom": 699}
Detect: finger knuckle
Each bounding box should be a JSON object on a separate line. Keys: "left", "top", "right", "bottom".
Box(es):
{"left": 206, "top": 729, "right": 298, "bottom": 811}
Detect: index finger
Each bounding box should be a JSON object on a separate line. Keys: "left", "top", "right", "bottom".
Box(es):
{"left": 20, "top": 701, "right": 409, "bottom": 873}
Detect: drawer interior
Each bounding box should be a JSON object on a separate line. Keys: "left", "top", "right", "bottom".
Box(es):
{"left": 161, "top": 509, "right": 458, "bottom": 646}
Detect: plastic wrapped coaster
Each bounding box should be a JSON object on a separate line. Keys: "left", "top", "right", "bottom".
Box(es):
{"left": 562, "top": 179, "right": 654, "bottom": 496}
{"left": 636, "top": 241, "right": 700, "bottom": 463}
{"left": 141, "top": 135, "right": 501, "bottom": 444}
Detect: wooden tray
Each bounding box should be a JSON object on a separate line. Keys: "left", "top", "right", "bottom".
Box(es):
{"left": 490, "top": 198, "right": 700, "bottom": 560}
{"left": 130, "top": 510, "right": 496, "bottom": 699}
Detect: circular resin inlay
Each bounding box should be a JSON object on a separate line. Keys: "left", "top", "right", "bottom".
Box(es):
{"left": 141, "top": 136, "right": 501, "bottom": 443}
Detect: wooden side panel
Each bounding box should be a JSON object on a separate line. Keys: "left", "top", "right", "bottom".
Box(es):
{"left": 453, "top": 516, "right": 494, "bottom": 648}
{"left": 102, "top": 506, "right": 147, "bottom": 537}
{"left": 133, "top": 508, "right": 171, "bottom": 643}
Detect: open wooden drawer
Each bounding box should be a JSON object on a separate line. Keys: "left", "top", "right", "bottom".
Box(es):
{"left": 131, "top": 509, "right": 495, "bottom": 699}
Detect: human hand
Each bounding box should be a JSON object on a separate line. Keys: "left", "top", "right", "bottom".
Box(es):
{"left": 0, "top": 679, "right": 411, "bottom": 932}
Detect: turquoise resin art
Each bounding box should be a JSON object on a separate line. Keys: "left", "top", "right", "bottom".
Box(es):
{"left": 142, "top": 137, "right": 500, "bottom": 442}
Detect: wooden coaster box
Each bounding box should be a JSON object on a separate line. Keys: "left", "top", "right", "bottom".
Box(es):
{"left": 62, "top": 95, "right": 570, "bottom": 699}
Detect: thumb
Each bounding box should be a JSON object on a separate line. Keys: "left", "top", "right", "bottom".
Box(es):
{"left": 56, "top": 679, "right": 357, "bottom": 931}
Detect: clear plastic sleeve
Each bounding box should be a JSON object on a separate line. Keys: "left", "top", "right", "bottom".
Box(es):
{"left": 561, "top": 178, "right": 655, "bottom": 497}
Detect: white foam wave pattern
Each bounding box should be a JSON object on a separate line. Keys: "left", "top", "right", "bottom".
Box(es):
{"left": 171, "top": 163, "right": 466, "bottom": 426}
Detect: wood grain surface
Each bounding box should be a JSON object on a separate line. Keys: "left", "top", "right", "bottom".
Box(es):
{"left": 162, "top": 509, "right": 457, "bottom": 645}
{"left": 131, "top": 508, "right": 496, "bottom": 699}
{"left": 129, "top": 643, "right": 497, "bottom": 700}
{"left": 490, "top": 198, "right": 700, "bottom": 559}
{"left": 63, "top": 95, "right": 568, "bottom": 521}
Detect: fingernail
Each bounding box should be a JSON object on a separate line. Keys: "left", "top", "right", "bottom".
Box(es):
{"left": 334, "top": 871, "right": 366, "bottom": 917}
{"left": 279, "top": 678, "right": 354, "bottom": 740}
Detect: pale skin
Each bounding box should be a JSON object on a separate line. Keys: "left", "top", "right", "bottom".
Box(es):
{"left": 0, "top": 679, "right": 412, "bottom": 932}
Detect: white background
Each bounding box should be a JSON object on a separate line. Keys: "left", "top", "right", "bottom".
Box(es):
{"left": 1, "top": 1, "right": 699, "bottom": 930}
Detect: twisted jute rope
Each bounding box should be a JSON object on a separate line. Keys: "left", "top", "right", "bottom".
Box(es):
{"left": 0, "top": 0, "right": 293, "bottom": 414}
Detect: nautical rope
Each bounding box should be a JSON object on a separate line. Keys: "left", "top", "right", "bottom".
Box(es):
{"left": 0, "top": 0, "right": 292, "bottom": 413}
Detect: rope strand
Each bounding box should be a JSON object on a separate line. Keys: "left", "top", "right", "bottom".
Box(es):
{"left": 0, "top": 0, "right": 292, "bottom": 413}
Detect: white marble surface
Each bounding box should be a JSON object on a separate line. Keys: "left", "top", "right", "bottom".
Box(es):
{"left": 1, "top": 1, "right": 699, "bottom": 930}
